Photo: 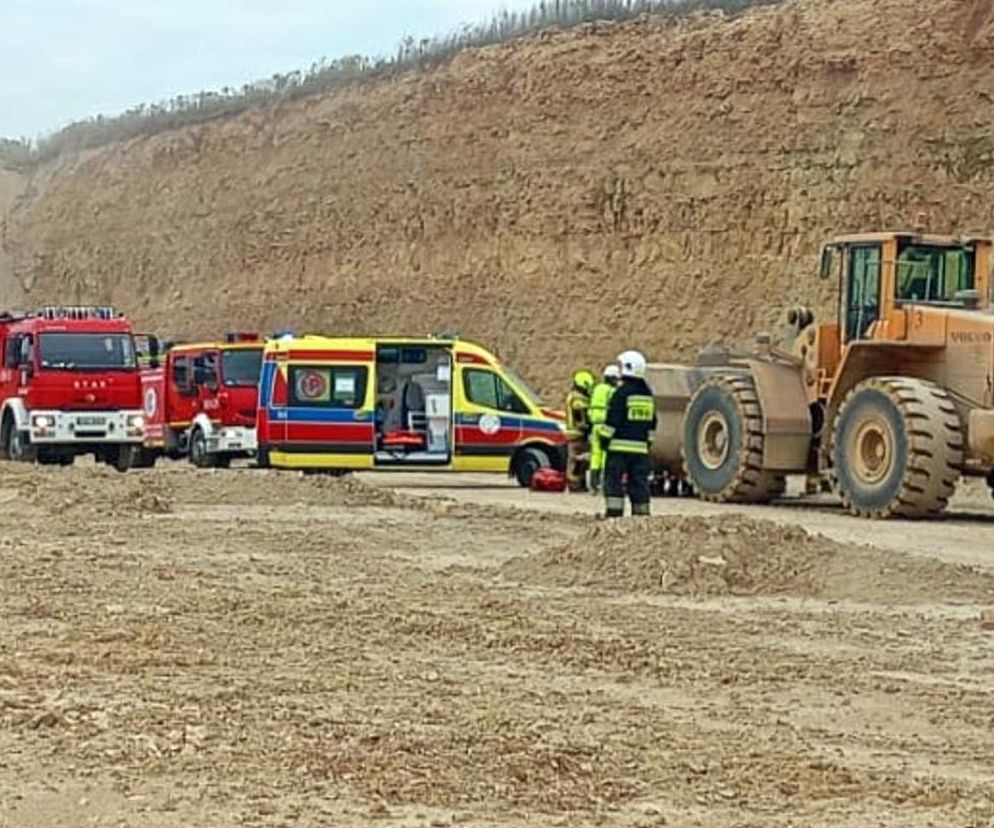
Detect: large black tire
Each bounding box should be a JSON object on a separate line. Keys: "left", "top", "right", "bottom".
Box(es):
{"left": 830, "top": 377, "right": 962, "bottom": 519}
{"left": 6, "top": 424, "right": 36, "bottom": 464}
{"left": 37, "top": 449, "right": 73, "bottom": 466}
{"left": 514, "top": 446, "right": 551, "bottom": 488}
{"left": 189, "top": 428, "right": 217, "bottom": 469}
{"left": 104, "top": 445, "right": 139, "bottom": 473}
{"left": 130, "top": 448, "right": 158, "bottom": 469}
{"left": 682, "top": 375, "right": 785, "bottom": 503}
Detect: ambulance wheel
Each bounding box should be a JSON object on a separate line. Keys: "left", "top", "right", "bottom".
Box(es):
{"left": 7, "top": 426, "right": 36, "bottom": 463}
{"left": 189, "top": 428, "right": 216, "bottom": 469}
{"left": 514, "top": 447, "right": 551, "bottom": 488}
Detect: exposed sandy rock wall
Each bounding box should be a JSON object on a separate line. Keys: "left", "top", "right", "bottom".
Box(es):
{"left": 0, "top": 169, "right": 28, "bottom": 306}
{"left": 5, "top": 0, "right": 994, "bottom": 395}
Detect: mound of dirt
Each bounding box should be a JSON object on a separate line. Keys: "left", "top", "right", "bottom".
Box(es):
{"left": 6, "top": 462, "right": 446, "bottom": 518}
{"left": 13, "top": 465, "right": 175, "bottom": 516}
{"left": 502, "top": 515, "right": 994, "bottom": 604}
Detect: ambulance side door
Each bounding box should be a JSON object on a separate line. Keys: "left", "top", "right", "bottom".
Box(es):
{"left": 455, "top": 365, "right": 524, "bottom": 471}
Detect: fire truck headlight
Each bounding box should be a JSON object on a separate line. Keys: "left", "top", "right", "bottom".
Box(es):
{"left": 31, "top": 415, "right": 53, "bottom": 429}
{"left": 127, "top": 414, "right": 145, "bottom": 430}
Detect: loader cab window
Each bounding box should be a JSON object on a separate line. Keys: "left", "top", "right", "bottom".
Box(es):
{"left": 844, "top": 244, "right": 881, "bottom": 342}
{"left": 463, "top": 369, "right": 529, "bottom": 414}
{"left": 896, "top": 242, "right": 975, "bottom": 304}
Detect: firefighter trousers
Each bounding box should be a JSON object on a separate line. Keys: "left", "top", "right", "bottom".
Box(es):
{"left": 566, "top": 437, "right": 589, "bottom": 491}
{"left": 587, "top": 429, "right": 606, "bottom": 492}
{"left": 604, "top": 452, "right": 652, "bottom": 518}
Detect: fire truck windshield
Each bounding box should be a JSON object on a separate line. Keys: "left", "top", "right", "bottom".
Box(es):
{"left": 222, "top": 348, "right": 263, "bottom": 387}
{"left": 38, "top": 333, "right": 137, "bottom": 371}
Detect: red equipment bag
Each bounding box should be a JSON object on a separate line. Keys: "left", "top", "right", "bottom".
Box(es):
{"left": 530, "top": 468, "right": 567, "bottom": 493}
{"left": 382, "top": 430, "right": 425, "bottom": 451}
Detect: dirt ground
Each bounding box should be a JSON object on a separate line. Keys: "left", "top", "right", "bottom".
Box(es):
{"left": 2, "top": 464, "right": 994, "bottom": 827}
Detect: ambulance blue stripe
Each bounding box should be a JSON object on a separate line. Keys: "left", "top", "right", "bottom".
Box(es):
{"left": 259, "top": 362, "right": 276, "bottom": 407}
{"left": 268, "top": 407, "right": 371, "bottom": 424}
{"left": 454, "top": 414, "right": 561, "bottom": 433}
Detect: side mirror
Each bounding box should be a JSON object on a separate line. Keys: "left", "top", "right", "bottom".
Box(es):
{"left": 819, "top": 246, "right": 834, "bottom": 280}
{"left": 147, "top": 335, "right": 161, "bottom": 369}
{"left": 18, "top": 336, "right": 34, "bottom": 375}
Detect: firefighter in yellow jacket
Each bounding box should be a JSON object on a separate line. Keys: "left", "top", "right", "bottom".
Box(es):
{"left": 564, "top": 368, "right": 594, "bottom": 491}
{"left": 587, "top": 364, "right": 621, "bottom": 494}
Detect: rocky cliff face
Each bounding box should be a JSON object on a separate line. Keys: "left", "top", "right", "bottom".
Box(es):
{"left": 3, "top": 0, "right": 994, "bottom": 395}
{"left": 0, "top": 169, "right": 27, "bottom": 304}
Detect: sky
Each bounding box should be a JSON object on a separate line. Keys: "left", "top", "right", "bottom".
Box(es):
{"left": 0, "top": 0, "right": 536, "bottom": 139}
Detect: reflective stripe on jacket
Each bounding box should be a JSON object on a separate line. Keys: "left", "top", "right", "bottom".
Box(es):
{"left": 602, "top": 378, "right": 656, "bottom": 455}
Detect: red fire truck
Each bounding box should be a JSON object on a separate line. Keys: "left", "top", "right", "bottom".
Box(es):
{"left": 0, "top": 306, "right": 151, "bottom": 470}
{"left": 140, "top": 333, "right": 263, "bottom": 467}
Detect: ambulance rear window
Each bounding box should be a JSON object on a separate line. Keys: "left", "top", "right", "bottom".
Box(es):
{"left": 289, "top": 365, "right": 367, "bottom": 409}
{"left": 400, "top": 348, "right": 427, "bottom": 364}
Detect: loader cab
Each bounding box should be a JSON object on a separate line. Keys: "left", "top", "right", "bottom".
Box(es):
{"left": 820, "top": 240, "right": 882, "bottom": 343}
{"left": 822, "top": 233, "right": 993, "bottom": 346}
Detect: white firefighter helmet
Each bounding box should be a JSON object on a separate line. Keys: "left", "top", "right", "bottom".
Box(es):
{"left": 617, "top": 349, "right": 647, "bottom": 379}
{"left": 603, "top": 364, "right": 621, "bottom": 380}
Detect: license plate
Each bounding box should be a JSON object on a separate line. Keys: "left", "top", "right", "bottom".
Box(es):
{"left": 77, "top": 416, "right": 106, "bottom": 426}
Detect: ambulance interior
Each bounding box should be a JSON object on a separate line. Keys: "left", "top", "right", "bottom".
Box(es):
{"left": 374, "top": 344, "right": 452, "bottom": 464}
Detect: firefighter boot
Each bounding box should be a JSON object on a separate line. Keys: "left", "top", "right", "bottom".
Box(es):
{"left": 588, "top": 468, "right": 602, "bottom": 495}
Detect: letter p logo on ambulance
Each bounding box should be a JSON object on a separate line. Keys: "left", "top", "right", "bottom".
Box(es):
{"left": 295, "top": 369, "right": 331, "bottom": 403}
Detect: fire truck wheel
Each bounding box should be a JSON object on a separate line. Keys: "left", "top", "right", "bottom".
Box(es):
{"left": 129, "top": 449, "right": 158, "bottom": 469}
{"left": 37, "top": 449, "right": 73, "bottom": 467}
{"left": 189, "top": 428, "right": 217, "bottom": 469}
{"left": 6, "top": 426, "right": 36, "bottom": 463}
{"left": 106, "top": 445, "right": 139, "bottom": 473}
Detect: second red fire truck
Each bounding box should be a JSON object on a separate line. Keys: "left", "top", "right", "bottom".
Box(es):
{"left": 140, "top": 333, "right": 264, "bottom": 467}
{"left": 0, "top": 306, "right": 151, "bottom": 470}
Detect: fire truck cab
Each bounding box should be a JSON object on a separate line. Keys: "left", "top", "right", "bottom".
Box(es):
{"left": 0, "top": 306, "right": 149, "bottom": 470}
{"left": 141, "top": 333, "right": 263, "bottom": 467}
{"left": 258, "top": 334, "right": 567, "bottom": 485}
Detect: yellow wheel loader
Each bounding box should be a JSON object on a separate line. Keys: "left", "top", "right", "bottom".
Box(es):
{"left": 649, "top": 231, "right": 994, "bottom": 519}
